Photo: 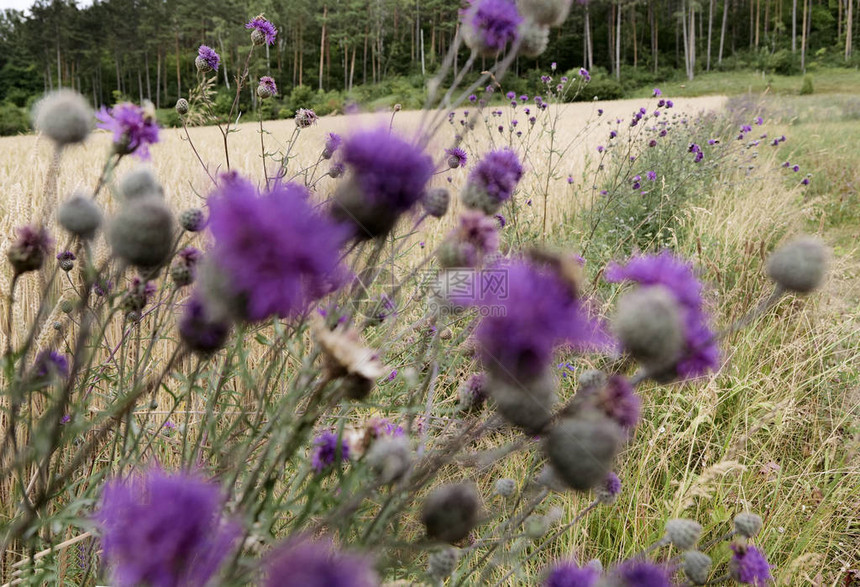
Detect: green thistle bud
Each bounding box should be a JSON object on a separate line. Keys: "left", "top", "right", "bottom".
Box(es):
{"left": 420, "top": 482, "right": 481, "bottom": 543}
{"left": 766, "top": 236, "right": 828, "bottom": 293}
{"left": 32, "top": 89, "right": 93, "bottom": 146}
{"left": 365, "top": 436, "right": 411, "bottom": 484}
{"left": 543, "top": 411, "right": 622, "bottom": 491}
{"left": 665, "top": 518, "right": 703, "bottom": 550}
{"left": 118, "top": 166, "right": 164, "bottom": 201}
{"left": 613, "top": 285, "right": 684, "bottom": 372}
{"left": 175, "top": 98, "right": 189, "bottom": 115}
{"left": 494, "top": 478, "right": 516, "bottom": 497}
{"left": 58, "top": 193, "right": 102, "bottom": 240}
{"left": 683, "top": 550, "right": 712, "bottom": 585}
{"left": 423, "top": 188, "right": 450, "bottom": 218}
{"left": 427, "top": 547, "right": 459, "bottom": 581}
{"left": 519, "top": 19, "right": 550, "bottom": 58}
{"left": 108, "top": 199, "right": 175, "bottom": 269}
{"left": 733, "top": 512, "right": 763, "bottom": 538}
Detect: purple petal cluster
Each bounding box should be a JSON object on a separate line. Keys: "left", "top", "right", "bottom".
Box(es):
{"left": 465, "top": 0, "right": 522, "bottom": 53}
{"left": 468, "top": 148, "right": 523, "bottom": 207}
{"left": 311, "top": 431, "right": 350, "bottom": 472}
{"left": 602, "top": 472, "right": 622, "bottom": 497}
{"left": 245, "top": 16, "right": 277, "bottom": 45}
{"left": 33, "top": 350, "right": 69, "bottom": 379}
{"left": 324, "top": 132, "right": 343, "bottom": 158}
{"left": 96, "top": 102, "right": 159, "bottom": 160}
{"left": 545, "top": 561, "right": 599, "bottom": 587}
{"left": 610, "top": 559, "right": 672, "bottom": 587}
{"left": 197, "top": 45, "right": 220, "bottom": 71}
{"left": 179, "top": 296, "right": 231, "bottom": 355}
{"left": 96, "top": 469, "right": 239, "bottom": 587}
{"left": 264, "top": 536, "right": 378, "bottom": 587}
{"left": 731, "top": 545, "right": 774, "bottom": 585}
{"left": 259, "top": 75, "right": 278, "bottom": 95}
{"left": 470, "top": 260, "right": 610, "bottom": 382}
{"left": 445, "top": 146, "right": 468, "bottom": 168}
{"left": 207, "top": 174, "right": 349, "bottom": 322}
{"left": 596, "top": 375, "right": 641, "bottom": 430}
{"left": 606, "top": 251, "right": 718, "bottom": 379}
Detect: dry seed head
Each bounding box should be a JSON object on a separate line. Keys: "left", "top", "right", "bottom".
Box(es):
{"left": 32, "top": 89, "right": 93, "bottom": 146}
{"left": 733, "top": 512, "right": 763, "bottom": 538}
{"left": 494, "top": 478, "right": 516, "bottom": 497}
{"left": 613, "top": 285, "right": 684, "bottom": 371}
{"left": 766, "top": 236, "right": 828, "bottom": 293}
{"left": 427, "top": 547, "right": 459, "bottom": 581}
{"left": 665, "top": 518, "right": 703, "bottom": 550}
{"left": 57, "top": 193, "right": 102, "bottom": 240}
{"left": 543, "top": 411, "right": 623, "bottom": 491}
{"left": 420, "top": 482, "right": 481, "bottom": 543}
{"left": 422, "top": 187, "right": 450, "bottom": 218}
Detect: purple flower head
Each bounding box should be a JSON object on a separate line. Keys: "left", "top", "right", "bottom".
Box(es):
{"left": 594, "top": 375, "right": 641, "bottom": 429}
{"left": 463, "top": 0, "right": 522, "bottom": 54}
{"left": 730, "top": 545, "right": 774, "bottom": 585}
{"left": 801, "top": 177, "right": 810, "bottom": 185}
{"left": 245, "top": 16, "right": 277, "bottom": 45}
{"left": 465, "top": 148, "right": 523, "bottom": 212}
{"left": 609, "top": 130, "right": 617, "bottom": 139}
{"left": 506, "top": 91, "right": 516, "bottom": 100}
{"left": 96, "top": 102, "right": 159, "bottom": 160}
{"left": 579, "top": 68, "right": 591, "bottom": 81}
{"left": 783, "top": 161, "right": 790, "bottom": 168}
{"left": 295, "top": 108, "right": 318, "bottom": 128}
{"left": 470, "top": 260, "right": 611, "bottom": 382}
{"left": 602, "top": 472, "right": 621, "bottom": 497}
{"left": 259, "top": 76, "right": 278, "bottom": 96}
{"left": 446, "top": 147, "right": 468, "bottom": 168}
{"left": 7, "top": 224, "right": 52, "bottom": 275}
{"left": 688, "top": 143, "right": 701, "bottom": 154}
{"left": 264, "top": 536, "right": 378, "bottom": 587}
{"left": 755, "top": 116, "right": 764, "bottom": 125}
{"left": 443, "top": 209, "right": 500, "bottom": 266}
{"left": 606, "top": 251, "right": 719, "bottom": 379}
{"left": 207, "top": 174, "right": 349, "bottom": 322}
{"left": 57, "top": 250, "right": 75, "bottom": 262}
{"left": 657, "top": 99, "right": 666, "bottom": 107}
{"left": 597, "top": 145, "right": 604, "bottom": 153}
{"left": 178, "top": 246, "right": 202, "bottom": 266}
{"left": 323, "top": 133, "right": 343, "bottom": 159}
{"left": 792, "top": 164, "right": 800, "bottom": 172}
{"left": 646, "top": 171, "right": 657, "bottom": 181}
{"left": 494, "top": 213, "right": 506, "bottom": 228}
{"left": 648, "top": 139, "right": 657, "bottom": 148}
{"left": 694, "top": 151, "right": 704, "bottom": 163}
{"left": 96, "top": 469, "right": 239, "bottom": 587}
{"left": 461, "top": 372, "right": 489, "bottom": 407}
{"left": 610, "top": 559, "right": 673, "bottom": 586}
{"left": 520, "top": 94, "right": 529, "bottom": 102}
{"left": 567, "top": 176, "right": 574, "bottom": 184}
{"left": 33, "top": 350, "right": 69, "bottom": 380}
{"left": 653, "top": 88, "right": 662, "bottom": 97}
{"left": 197, "top": 45, "right": 220, "bottom": 71}
{"left": 368, "top": 417, "right": 404, "bottom": 438}
{"left": 551, "top": 61, "right": 557, "bottom": 70}
{"left": 469, "top": 94, "right": 478, "bottom": 102}
{"left": 665, "top": 100, "right": 674, "bottom": 108}
{"left": 639, "top": 107, "right": 647, "bottom": 115}
{"left": 544, "top": 561, "right": 599, "bottom": 587}
{"left": 741, "top": 124, "right": 753, "bottom": 133}
{"left": 311, "top": 431, "right": 350, "bottom": 472}
{"left": 179, "top": 296, "right": 231, "bottom": 355}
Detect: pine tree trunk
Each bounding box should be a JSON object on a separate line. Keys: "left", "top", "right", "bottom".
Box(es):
{"left": 846, "top": 0, "right": 854, "bottom": 59}
{"left": 650, "top": 0, "right": 658, "bottom": 73}
{"left": 632, "top": 6, "right": 638, "bottom": 67}
{"left": 792, "top": 0, "right": 797, "bottom": 51}
{"left": 145, "top": 51, "right": 152, "bottom": 101}
{"left": 801, "top": 0, "right": 808, "bottom": 70}
{"left": 615, "top": 2, "right": 621, "bottom": 80}
{"left": 719, "top": 0, "right": 729, "bottom": 62}
{"left": 707, "top": 0, "right": 714, "bottom": 70}
{"left": 156, "top": 49, "right": 161, "bottom": 109}
{"left": 319, "top": 5, "right": 327, "bottom": 91}
{"left": 175, "top": 32, "right": 181, "bottom": 100}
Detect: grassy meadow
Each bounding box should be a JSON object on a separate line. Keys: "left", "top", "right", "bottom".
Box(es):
{"left": 1, "top": 83, "right": 858, "bottom": 585}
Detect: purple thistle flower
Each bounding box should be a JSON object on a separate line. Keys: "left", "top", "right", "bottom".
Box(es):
{"left": 494, "top": 213, "right": 506, "bottom": 228}
{"left": 755, "top": 116, "right": 764, "bottom": 125}
{"left": 646, "top": 171, "right": 657, "bottom": 181}
{"left": 606, "top": 251, "right": 719, "bottom": 379}
{"left": 657, "top": 99, "right": 666, "bottom": 107}
{"left": 96, "top": 469, "right": 239, "bottom": 587}
{"left": 579, "top": 68, "right": 591, "bottom": 81}
{"left": 178, "top": 246, "right": 202, "bottom": 265}
{"left": 591, "top": 375, "right": 641, "bottom": 430}
{"left": 544, "top": 561, "right": 599, "bottom": 586}
{"left": 597, "top": 145, "right": 604, "bottom": 153}
{"left": 463, "top": 148, "right": 523, "bottom": 213}
{"left": 792, "top": 164, "right": 800, "bottom": 172}
{"left": 197, "top": 45, "right": 220, "bottom": 72}
{"left": 653, "top": 88, "right": 662, "bottom": 97}
{"left": 694, "top": 151, "right": 704, "bottom": 163}
{"left": 665, "top": 100, "right": 674, "bottom": 108}
{"left": 460, "top": 372, "right": 489, "bottom": 408}
{"left": 730, "top": 545, "right": 774, "bottom": 585}
{"left": 33, "top": 350, "right": 69, "bottom": 380}
{"left": 96, "top": 102, "right": 159, "bottom": 160}
{"left": 688, "top": 143, "right": 701, "bottom": 154}
{"left": 207, "top": 174, "right": 349, "bottom": 322}
{"left": 259, "top": 75, "right": 278, "bottom": 96}
{"left": 245, "top": 16, "right": 277, "bottom": 45}
{"left": 783, "top": 161, "right": 791, "bottom": 167}
{"left": 609, "top": 130, "right": 617, "bottom": 139}
{"left": 441, "top": 210, "right": 500, "bottom": 267}
{"left": 179, "top": 296, "right": 231, "bottom": 355}
{"left": 264, "top": 536, "right": 378, "bottom": 587}
{"left": 446, "top": 147, "right": 468, "bottom": 168}
{"left": 470, "top": 260, "right": 610, "bottom": 382}
{"left": 602, "top": 472, "right": 621, "bottom": 497}
{"left": 567, "top": 176, "right": 574, "bottom": 184}
{"left": 311, "top": 431, "right": 350, "bottom": 472}
{"left": 520, "top": 94, "right": 529, "bottom": 102}
{"left": 463, "top": 0, "right": 522, "bottom": 54}
{"left": 648, "top": 139, "right": 657, "bottom": 147}
{"left": 57, "top": 250, "right": 75, "bottom": 262}
{"left": 610, "top": 559, "right": 673, "bottom": 586}
{"left": 506, "top": 91, "right": 516, "bottom": 100}
{"left": 7, "top": 224, "right": 52, "bottom": 275}
{"left": 469, "top": 94, "right": 478, "bottom": 102}
{"left": 801, "top": 177, "right": 810, "bottom": 185}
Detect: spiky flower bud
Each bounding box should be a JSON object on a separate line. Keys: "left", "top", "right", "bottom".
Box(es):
{"left": 60, "top": 300, "right": 74, "bottom": 314}
{"left": 458, "top": 372, "right": 488, "bottom": 412}
{"left": 733, "top": 512, "right": 763, "bottom": 539}
{"left": 179, "top": 208, "right": 206, "bottom": 232}
{"left": 517, "top": 0, "right": 572, "bottom": 26}
{"left": 295, "top": 108, "right": 318, "bottom": 129}
{"left": 489, "top": 371, "right": 556, "bottom": 434}
{"left": 118, "top": 166, "right": 164, "bottom": 201}
{"left": 250, "top": 28, "right": 267, "bottom": 46}
{"left": 613, "top": 286, "right": 684, "bottom": 371}
{"left": 365, "top": 436, "right": 411, "bottom": 484}
{"left": 32, "top": 89, "right": 93, "bottom": 146}
{"left": 195, "top": 56, "right": 213, "bottom": 73}
{"left": 544, "top": 411, "right": 623, "bottom": 491}
{"left": 57, "top": 251, "right": 75, "bottom": 272}
{"left": 108, "top": 198, "right": 175, "bottom": 269}
{"left": 256, "top": 84, "right": 272, "bottom": 99}
{"left": 179, "top": 297, "right": 231, "bottom": 355}
{"left": 766, "top": 236, "right": 828, "bottom": 293}
{"left": 170, "top": 262, "right": 192, "bottom": 287}
{"left": 494, "top": 478, "right": 516, "bottom": 497}
{"left": 427, "top": 547, "right": 460, "bottom": 581}
{"left": 683, "top": 550, "right": 712, "bottom": 585}
{"left": 57, "top": 193, "right": 102, "bottom": 240}
{"left": 423, "top": 188, "right": 450, "bottom": 218}
{"left": 420, "top": 483, "right": 480, "bottom": 543}
{"left": 525, "top": 515, "right": 550, "bottom": 539}
{"left": 519, "top": 19, "right": 550, "bottom": 58}
{"left": 665, "top": 518, "right": 703, "bottom": 550}
{"left": 175, "top": 98, "right": 189, "bottom": 115}
{"left": 7, "top": 225, "right": 52, "bottom": 276}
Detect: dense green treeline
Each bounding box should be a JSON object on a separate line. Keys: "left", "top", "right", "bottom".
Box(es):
{"left": 0, "top": 0, "right": 857, "bottom": 131}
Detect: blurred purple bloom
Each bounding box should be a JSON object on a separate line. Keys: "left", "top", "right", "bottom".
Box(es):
{"left": 264, "top": 536, "right": 377, "bottom": 587}
{"left": 646, "top": 171, "right": 657, "bottom": 181}
{"left": 755, "top": 116, "right": 764, "bottom": 125}
{"left": 97, "top": 469, "right": 239, "bottom": 587}
{"left": 311, "top": 431, "right": 350, "bottom": 472}
{"left": 468, "top": 148, "right": 523, "bottom": 207}
{"left": 606, "top": 251, "right": 719, "bottom": 379}
{"left": 259, "top": 75, "right": 277, "bottom": 95}
{"left": 446, "top": 147, "right": 468, "bottom": 168}
{"left": 792, "top": 164, "right": 800, "bottom": 172}
{"left": 545, "top": 561, "right": 599, "bottom": 587}
{"left": 197, "top": 45, "right": 220, "bottom": 71}
{"left": 465, "top": 0, "right": 522, "bottom": 53}
{"left": 207, "top": 174, "right": 349, "bottom": 321}
{"left": 801, "top": 177, "right": 810, "bottom": 185}
{"left": 506, "top": 91, "right": 516, "bottom": 100}
{"left": 597, "top": 145, "right": 604, "bottom": 153}
{"left": 653, "top": 88, "right": 662, "bottom": 97}
{"left": 33, "top": 350, "right": 69, "bottom": 379}
{"left": 323, "top": 133, "right": 342, "bottom": 158}
{"left": 245, "top": 16, "right": 277, "bottom": 45}
{"left": 610, "top": 559, "right": 673, "bottom": 586}
{"left": 179, "top": 296, "right": 231, "bottom": 355}
{"left": 602, "top": 472, "right": 622, "bottom": 497}
{"left": 665, "top": 100, "right": 674, "bottom": 108}
{"left": 578, "top": 68, "right": 591, "bottom": 81}
{"left": 730, "top": 545, "right": 773, "bottom": 585}
{"left": 96, "top": 102, "right": 159, "bottom": 159}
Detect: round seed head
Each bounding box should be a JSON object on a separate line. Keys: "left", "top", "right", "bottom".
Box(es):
{"left": 60, "top": 300, "right": 74, "bottom": 314}
{"left": 683, "top": 550, "right": 712, "bottom": 585}
{"left": 766, "top": 236, "right": 828, "bottom": 293}
{"left": 108, "top": 198, "right": 175, "bottom": 269}
{"left": 517, "top": 0, "right": 572, "bottom": 26}
{"left": 179, "top": 208, "right": 206, "bottom": 232}
{"left": 195, "top": 55, "right": 213, "bottom": 73}
{"left": 365, "top": 436, "right": 411, "bottom": 484}
{"left": 256, "top": 84, "right": 273, "bottom": 99}
{"left": 32, "top": 89, "right": 93, "bottom": 146}
{"left": 488, "top": 371, "right": 556, "bottom": 434}
{"left": 543, "top": 412, "right": 623, "bottom": 491}
{"left": 169, "top": 261, "right": 193, "bottom": 287}
{"left": 613, "top": 285, "right": 684, "bottom": 371}
{"left": 524, "top": 515, "right": 550, "bottom": 539}
{"left": 250, "top": 28, "right": 267, "bottom": 46}
{"left": 733, "top": 512, "right": 763, "bottom": 539}
{"left": 461, "top": 182, "right": 501, "bottom": 215}
{"left": 118, "top": 166, "right": 164, "bottom": 201}
{"left": 427, "top": 547, "right": 459, "bottom": 581}
{"left": 175, "top": 98, "right": 189, "bottom": 115}
{"left": 665, "top": 518, "right": 703, "bottom": 550}
{"left": 420, "top": 482, "right": 481, "bottom": 543}
{"left": 57, "top": 193, "right": 102, "bottom": 240}
{"left": 423, "top": 187, "right": 450, "bottom": 218}
{"left": 7, "top": 225, "right": 51, "bottom": 276}
{"left": 494, "top": 478, "right": 516, "bottom": 497}
{"left": 519, "top": 19, "right": 550, "bottom": 58}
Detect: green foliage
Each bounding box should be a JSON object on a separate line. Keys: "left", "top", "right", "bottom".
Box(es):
{"left": 800, "top": 74, "right": 814, "bottom": 95}
{"left": 574, "top": 74, "right": 624, "bottom": 102}
{"left": 288, "top": 85, "right": 316, "bottom": 113}
{"left": 0, "top": 101, "right": 29, "bottom": 136}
